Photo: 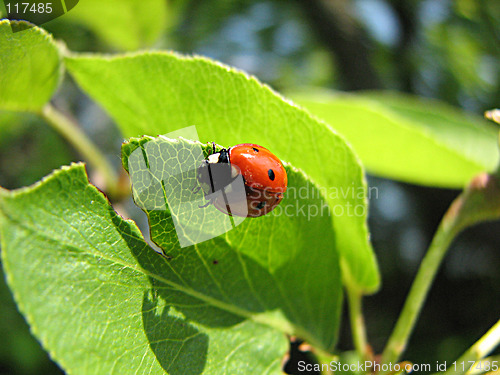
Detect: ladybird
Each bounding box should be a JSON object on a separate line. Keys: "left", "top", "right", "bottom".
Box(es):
{"left": 197, "top": 143, "right": 287, "bottom": 218}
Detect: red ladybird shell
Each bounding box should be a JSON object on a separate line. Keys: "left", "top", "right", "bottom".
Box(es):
{"left": 212, "top": 144, "right": 287, "bottom": 218}
{"left": 228, "top": 144, "right": 287, "bottom": 193}
{"left": 213, "top": 185, "right": 285, "bottom": 218}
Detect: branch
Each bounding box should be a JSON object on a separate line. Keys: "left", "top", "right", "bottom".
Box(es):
{"left": 295, "top": 0, "right": 382, "bottom": 91}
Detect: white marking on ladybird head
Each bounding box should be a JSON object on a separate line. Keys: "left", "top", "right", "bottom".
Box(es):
{"left": 208, "top": 153, "right": 220, "bottom": 164}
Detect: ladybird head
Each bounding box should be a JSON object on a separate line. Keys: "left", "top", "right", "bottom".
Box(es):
{"left": 197, "top": 148, "right": 237, "bottom": 195}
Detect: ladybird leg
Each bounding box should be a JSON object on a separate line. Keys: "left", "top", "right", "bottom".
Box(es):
{"left": 199, "top": 200, "right": 212, "bottom": 208}
{"left": 192, "top": 185, "right": 201, "bottom": 194}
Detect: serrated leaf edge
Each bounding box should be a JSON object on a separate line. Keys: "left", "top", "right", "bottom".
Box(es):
{"left": 0, "top": 163, "right": 334, "bottom": 358}
{"left": 0, "top": 20, "right": 65, "bottom": 112}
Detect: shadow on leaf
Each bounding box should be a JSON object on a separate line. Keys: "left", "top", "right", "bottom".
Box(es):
{"left": 142, "top": 290, "right": 208, "bottom": 375}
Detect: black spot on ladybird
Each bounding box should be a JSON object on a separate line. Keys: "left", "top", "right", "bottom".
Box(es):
{"left": 256, "top": 201, "right": 266, "bottom": 209}
{"left": 268, "top": 169, "right": 275, "bottom": 181}
{"left": 252, "top": 147, "right": 259, "bottom": 152}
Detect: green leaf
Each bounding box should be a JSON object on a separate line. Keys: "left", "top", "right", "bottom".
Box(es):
{"left": 121, "top": 136, "right": 343, "bottom": 349}
{"left": 0, "top": 267, "right": 56, "bottom": 374}
{"left": 64, "top": 52, "right": 380, "bottom": 294}
{"left": 0, "top": 160, "right": 341, "bottom": 373}
{"left": 289, "top": 89, "right": 499, "bottom": 188}
{"left": 60, "top": 0, "right": 167, "bottom": 51}
{"left": 0, "top": 20, "right": 62, "bottom": 112}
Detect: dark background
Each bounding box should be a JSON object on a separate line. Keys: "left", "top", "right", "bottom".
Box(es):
{"left": 1, "top": 0, "right": 499, "bottom": 374}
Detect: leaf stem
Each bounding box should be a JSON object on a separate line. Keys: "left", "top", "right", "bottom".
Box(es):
{"left": 440, "top": 319, "right": 500, "bottom": 375}
{"left": 380, "top": 170, "right": 500, "bottom": 374}
{"left": 346, "top": 287, "right": 370, "bottom": 361}
{"left": 378, "top": 205, "right": 461, "bottom": 373}
{"left": 40, "top": 103, "right": 122, "bottom": 198}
